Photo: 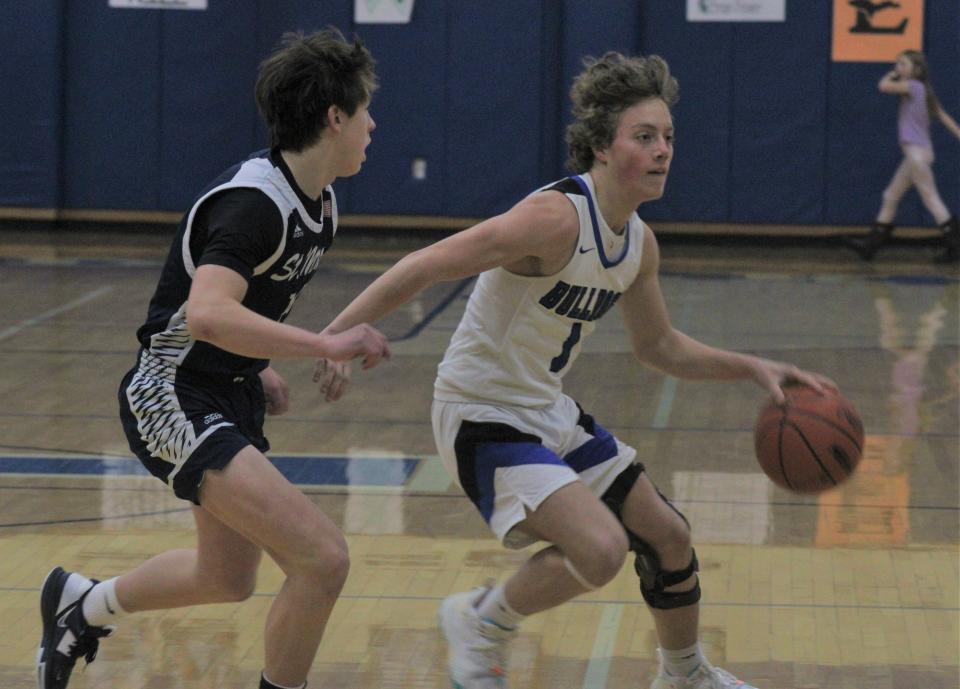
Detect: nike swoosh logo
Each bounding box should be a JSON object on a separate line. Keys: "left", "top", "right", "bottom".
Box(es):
{"left": 105, "top": 598, "right": 115, "bottom": 615}
{"left": 578, "top": 246, "right": 595, "bottom": 254}
{"left": 56, "top": 600, "right": 80, "bottom": 628}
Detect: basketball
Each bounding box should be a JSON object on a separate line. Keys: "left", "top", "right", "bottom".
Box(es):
{"left": 754, "top": 385, "right": 865, "bottom": 494}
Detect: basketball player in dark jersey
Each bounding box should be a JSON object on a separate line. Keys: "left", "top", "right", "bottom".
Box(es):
{"left": 37, "top": 29, "right": 390, "bottom": 689}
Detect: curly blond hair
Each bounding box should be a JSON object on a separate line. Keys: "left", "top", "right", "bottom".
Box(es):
{"left": 565, "top": 52, "right": 678, "bottom": 173}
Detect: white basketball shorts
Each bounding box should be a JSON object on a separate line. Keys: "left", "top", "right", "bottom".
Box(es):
{"left": 431, "top": 393, "right": 637, "bottom": 548}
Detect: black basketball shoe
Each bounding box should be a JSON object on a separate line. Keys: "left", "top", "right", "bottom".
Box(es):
{"left": 37, "top": 567, "right": 114, "bottom": 689}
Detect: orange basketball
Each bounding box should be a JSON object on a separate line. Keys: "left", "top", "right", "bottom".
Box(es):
{"left": 754, "top": 385, "right": 864, "bottom": 493}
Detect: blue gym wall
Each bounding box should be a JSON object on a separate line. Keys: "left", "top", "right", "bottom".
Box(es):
{"left": 2, "top": 1, "right": 957, "bottom": 227}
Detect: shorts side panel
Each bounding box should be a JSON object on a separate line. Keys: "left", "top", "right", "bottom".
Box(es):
{"left": 118, "top": 351, "right": 268, "bottom": 503}
{"left": 432, "top": 397, "right": 637, "bottom": 548}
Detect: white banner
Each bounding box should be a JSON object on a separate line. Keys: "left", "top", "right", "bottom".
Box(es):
{"left": 355, "top": 0, "right": 414, "bottom": 24}
{"left": 109, "top": 0, "right": 207, "bottom": 9}
{"left": 687, "top": 0, "right": 786, "bottom": 22}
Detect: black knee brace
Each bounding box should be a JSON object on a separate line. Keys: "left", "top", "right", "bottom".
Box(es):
{"left": 630, "top": 535, "right": 701, "bottom": 610}
{"left": 600, "top": 463, "right": 701, "bottom": 610}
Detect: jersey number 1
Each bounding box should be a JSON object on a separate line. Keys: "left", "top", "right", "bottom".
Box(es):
{"left": 549, "top": 323, "right": 582, "bottom": 373}
{"left": 279, "top": 293, "right": 299, "bottom": 322}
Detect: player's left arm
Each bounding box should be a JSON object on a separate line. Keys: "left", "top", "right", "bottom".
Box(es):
{"left": 618, "top": 227, "right": 832, "bottom": 404}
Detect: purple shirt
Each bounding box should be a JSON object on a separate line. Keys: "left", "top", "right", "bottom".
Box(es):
{"left": 898, "top": 79, "right": 931, "bottom": 148}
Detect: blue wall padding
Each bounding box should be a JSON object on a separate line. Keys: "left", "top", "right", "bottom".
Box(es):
{"left": 922, "top": 0, "right": 959, "bottom": 223}
{"left": 443, "top": 2, "right": 545, "bottom": 216}
{"left": 728, "top": 7, "right": 831, "bottom": 224}
{"left": 345, "top": 1, "right": 450, "bottom": 216}
{"left": 0, "top": 2, "right": 64, "bottom": 207}
{"left": 61, "top": 2, "right": 163, "bottom": 209}
{"left": 157, "top": 4, "right": 261, "bottom": 210}
{"left": 1, "top": 1, "right": 957, "bottom": 226}
{"left": 636, "top": 3, "right": 735, "bottom": 222}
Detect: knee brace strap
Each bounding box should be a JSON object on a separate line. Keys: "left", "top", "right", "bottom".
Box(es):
{"left": 631, "top": 534, "right": 701, "bottom": 610}
{"left": 563, "top": 556, "right": 600, "bottom": 590}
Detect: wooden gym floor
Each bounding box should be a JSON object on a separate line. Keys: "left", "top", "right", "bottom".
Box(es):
{"left": 0, "top": 225, "right": 957, "bottom": 689}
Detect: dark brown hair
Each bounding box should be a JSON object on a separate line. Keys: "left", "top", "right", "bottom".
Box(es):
{"left": 255, "top": 28, "right": 378, "bottom": 151}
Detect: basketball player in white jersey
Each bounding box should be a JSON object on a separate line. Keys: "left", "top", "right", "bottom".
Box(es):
{"left": 326, "top": 53, "right": 832, "bottom": 689}
{"left": 36, "top": 30, "right": 390, "bottom": 689}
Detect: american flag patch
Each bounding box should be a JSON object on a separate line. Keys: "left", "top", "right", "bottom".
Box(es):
{"left": 323, "top": 198, "right": 332, "bottom": 217}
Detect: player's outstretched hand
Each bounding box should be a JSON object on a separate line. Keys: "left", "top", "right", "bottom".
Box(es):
{"left": 320, "top": 323, "right": 391, "bottom": 370}
{"left": 750, "top": 358, "right": 836, "bottom": 405}
{"left": 312, "top": 358, "right": 352, "bottom": 402}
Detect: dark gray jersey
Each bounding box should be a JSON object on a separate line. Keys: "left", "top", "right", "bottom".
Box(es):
{"left": 136, "top": 149, "right": 336, "bottom": 376}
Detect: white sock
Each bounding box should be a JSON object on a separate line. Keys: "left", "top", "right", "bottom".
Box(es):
{"left": 261, "top": 672, "right": 306, "bottom": 689}
{"left": 660, "top": 642, "right": 705, "bottom": 677}
{"left": 474, "top": 584, "right": 524, "bottom": 630}
{"left": 81, "top": 577, "right": 127, "bottom": 627}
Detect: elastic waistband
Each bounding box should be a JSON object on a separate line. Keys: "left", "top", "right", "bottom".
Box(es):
{"left": 136, "top": 349, "right": 258, "bottom": 385}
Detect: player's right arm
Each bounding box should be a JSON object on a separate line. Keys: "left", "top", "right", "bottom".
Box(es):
{"left": 186, "top": 265, "right": 388, "bottom": 367}
{"left": 185, "top": 189, "right": 389, "bottom": 368}
{"left": 324, "top": 191, "right": 578, "bottom": 334}
{"left": 878, "top": 71, "right": 909, "bottom": 95}
{"left": 618, "top": 226, "right": 832, "bottom": 404}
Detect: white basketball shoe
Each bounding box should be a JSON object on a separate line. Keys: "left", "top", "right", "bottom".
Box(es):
{"left": 438, "top": 586, "right": 516, "bottom": 689}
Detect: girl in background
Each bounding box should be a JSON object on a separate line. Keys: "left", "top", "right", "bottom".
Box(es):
{"left": 847, "top": 50, "right": 960, "bottom": 263}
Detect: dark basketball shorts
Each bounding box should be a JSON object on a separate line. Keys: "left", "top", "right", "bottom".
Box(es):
{"left": 118, "top": 350, "right": 269, "bottom": 505}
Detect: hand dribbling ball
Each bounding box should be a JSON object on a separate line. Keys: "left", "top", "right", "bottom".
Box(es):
{"left": 754, "top": 385, "right": 864, "bottom": 493}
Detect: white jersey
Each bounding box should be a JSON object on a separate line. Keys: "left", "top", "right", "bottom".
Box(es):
{"left": 434, "top": 172, "right": 646, "bottom": 407}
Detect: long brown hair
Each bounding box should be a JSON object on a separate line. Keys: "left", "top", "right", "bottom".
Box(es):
{"left": 900, "top": 50, "right": 941, "bottom": 118}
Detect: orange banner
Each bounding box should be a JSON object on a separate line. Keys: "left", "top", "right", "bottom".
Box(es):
{"left": 832, "top": 0, "right": 924, "bottom": 62}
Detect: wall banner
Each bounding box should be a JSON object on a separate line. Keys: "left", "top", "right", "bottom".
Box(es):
{"left": 687, "top": 0, "right": 786, "bottom": 22}
{"left": 355, "top": 0, "right": 414, "bottom": 24}
{"left": 108, "top": 0, "right": 207, "bottom": 8}
{"left": 832, "top": 0, "right": 924, "bottom": 62}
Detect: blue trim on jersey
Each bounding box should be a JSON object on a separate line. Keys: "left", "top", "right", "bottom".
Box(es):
{"left": 473, "top": 442, "right": 564, "bottom": 522}
{"left": 571, "top": 175, "right": 630, "bottom": 268}
{"left": 562, "top": 422, "right": 618, "bottom": 473}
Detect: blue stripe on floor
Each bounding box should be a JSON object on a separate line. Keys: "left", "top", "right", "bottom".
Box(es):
{"left": 0, "top": 455, "right": 418, "bottom": 487}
